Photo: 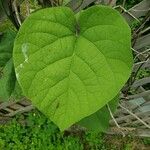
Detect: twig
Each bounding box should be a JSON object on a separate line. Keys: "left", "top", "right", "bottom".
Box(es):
{"left": 132, "top": 10, "right": 150, "bottom": 47}
{"left": 74, "top": 0, "right": 84, "bottom": 12}
{"left": 60, "top": 0, "right": 64, "bottom": 5}
{"left": 113, "top": 5, "right": 140, "bottom": 23}
{"left": 107, "top": 104, "right": 125, "bottom": 137}
{"left": 122, "top": 0, "right": 126, "bottom": 8}
{"left": 134, "top": 59, "right": 149, "bottom": 66}
{"left": 119, "top": 104, "right": 150, "bottom": 129}
{"left": 140, "top": 26, "right": 150, "bottom": 35}
{"left": 131, "top": 47, "right": 140, "bottom": 54}
{"left": 25, "top": 0, "right": 30, "bottom": 16}
{"left": 108, "top": 0, "right": 113, "bottom": 5}
{"left": 124, "top": 11, "right": 150, "bottom": 95}
{"left": 58, "top": 0, "right": 63, "bottom": 6}
{"left": 125, "top": 54, "right": 150, "bottom": 96}
{"left": 132, "top": 55, "right": 150, "bottom": 83}
{"left": 13, "top": 0, "right": 21, "bottom": 25}
{"left": 53, "top": 0, "right": 59, "bottom": 6}
{"left": 49, "top": 0, "right": 54, "bottom": 6}
{"left": 134, "top": 48, "right": 150, "bottom": 61}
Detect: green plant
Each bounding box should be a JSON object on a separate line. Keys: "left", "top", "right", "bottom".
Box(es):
{"left": 1, "top": 5, "right": 133, "bottom": 131}
{"left": 136, "top": 69, "right": 150, "bottom": 79}
{"left": 0, "top": 29, "right": 22, "bottom": 101}
{"left": 0, "top": 111, "right": 149, "bottom": 150}
{"left": 84, "top": 131, "right": 105, "bottom": 150}
{"left": 0, "top": 111, "right": 84, "bottom": 150}
{"left": 124, "top": 143, "right": 132, "bottom": 150}
{"left": 142, "top": 137, "right": 150, "bottom": 145}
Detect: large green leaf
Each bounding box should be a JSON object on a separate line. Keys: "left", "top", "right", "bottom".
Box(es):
{"left": 78, "top": 95, "right": 119, "bottom": 132}
{"left": 0, "top": 30, "right": 22, "bottom": 101}
{"left": 0, "top": 30, "right": 16, "bottom": 67}
{"left": 13, "top": 6, "right": 133, "bottom": 130}
{"left": 0, "top": 59, "right": 15, "bottom": 100}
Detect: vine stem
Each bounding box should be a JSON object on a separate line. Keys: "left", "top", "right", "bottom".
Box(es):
{"left": 122, "top": 0, "right": 126, "bottom": 8}
{"left": 107, "top": 104, "right": 125, "bottom": 137}
{"left": 25, "top": 0, "right": 30, "bottom": 16}
{"left": 13, "top": 0, "right": 21, "bottom": 25}
{"left": 132, "top": 55, "right": 150, "bottom": 84}
{"left": 134, "top": 48, "right": 150, "bottom": 61}
{"left": 74, "top": 0, "right": 84, "bottom": 12}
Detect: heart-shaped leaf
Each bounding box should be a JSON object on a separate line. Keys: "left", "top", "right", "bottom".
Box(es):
{"left": 13, "top": 6, "right": 133, "bottom": 130}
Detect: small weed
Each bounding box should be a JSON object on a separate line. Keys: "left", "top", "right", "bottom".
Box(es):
{"left": 143, "top": 137, "right": 150, "bottom": 145}
{"left": 0, "top": 110, "right": 149, "bottom": 150}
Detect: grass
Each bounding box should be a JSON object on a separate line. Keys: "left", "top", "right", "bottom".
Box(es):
{"left": 0, "top": 110, "right": 149, "bottom": 150}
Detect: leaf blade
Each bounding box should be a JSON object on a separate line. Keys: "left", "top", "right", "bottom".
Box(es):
{"left": 13, "top": 6, "right": 133, "bottom": 130}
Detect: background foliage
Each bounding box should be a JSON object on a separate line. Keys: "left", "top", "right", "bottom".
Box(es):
{"left": 0, "top": 110, "right": 150, "bottom": 150}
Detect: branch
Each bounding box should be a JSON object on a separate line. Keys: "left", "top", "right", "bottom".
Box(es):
{"left": 132, "top": 10, "right": 150, "bottom": 47}
{"left": 74, "top": 0, "right": 84, "bottom": 12}
{"left": 25, "top": 0, "right": 30, "bottom": 16}
{"left": 134, "top": 48, "right": 150, "bottom": 61}
{"left": 107, "top": 104, "right": 125, "bottom": 137}
{"left": 124, "top": 54, "right": 150, "bottom": 96}
{"left": 13, "top": 0, "right": 21, "bottom": 25}
{"left": 122, "top": 0, "right": 126, "bottom": 8}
